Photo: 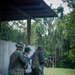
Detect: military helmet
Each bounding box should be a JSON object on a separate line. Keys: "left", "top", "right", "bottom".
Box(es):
{"left": 24, "top": 46, "right": 31, "bottom": 52}
{"left": 15, "top": 42, "right": 24, "bottom": 48}
{"left": 38, "top": 46, "right": 43, "bottom": 51}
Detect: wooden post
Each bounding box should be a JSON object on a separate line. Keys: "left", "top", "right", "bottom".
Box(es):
{"left": 0, "top": 9, "right": 2, "bottom": 39}
{"left": 27, "top": 18, "right": 31, "bottom": 45}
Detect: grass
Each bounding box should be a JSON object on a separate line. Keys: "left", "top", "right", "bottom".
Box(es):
{"left": 44, "top": 67, "right": 75, "bottom": 75}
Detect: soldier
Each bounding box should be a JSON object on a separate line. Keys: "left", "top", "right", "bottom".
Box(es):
{"left": 23, "top": 46, "right": 32, "bottom": 75}
{"left": 8, "top": 42, "right": 28, "bottom": 75}
{"left": 32, "top": 46, "right": 46, "bottom": 75}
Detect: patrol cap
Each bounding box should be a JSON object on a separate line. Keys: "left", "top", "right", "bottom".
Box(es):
{"left": 24, "top": 47, "right": 31, "bottom": 52}
{"left": 15, "top": 42, "right": 24, "bottom": 48}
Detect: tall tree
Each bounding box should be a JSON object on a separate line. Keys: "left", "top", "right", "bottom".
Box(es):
{"left": 62, "top": 0, "right": 75, "bottom": 10}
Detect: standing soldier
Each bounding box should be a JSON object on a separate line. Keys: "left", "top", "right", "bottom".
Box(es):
{"left": 23, "top": 46, "right": 32, "bottom": 75}
{"left": 8, "top": 42, "right": 28, "bottom": 75}
{"left": 32, "top": 46, "right": 46, "bottom": 75}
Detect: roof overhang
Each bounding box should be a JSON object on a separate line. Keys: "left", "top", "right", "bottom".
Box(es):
{"left": 1, "top": 0, "right": 58, "bottom": 21}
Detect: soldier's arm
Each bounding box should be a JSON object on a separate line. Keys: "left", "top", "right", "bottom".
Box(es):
{"left": 38, "top": 51, "right": 45, "bottom": 63}
{"left": 18, "top": 51, "right": 28, "bottom": 63}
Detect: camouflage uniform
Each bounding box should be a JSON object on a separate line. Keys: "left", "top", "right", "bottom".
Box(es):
{"left": 31, "top": 52, "right": 40, "bottom": 75}
{"left": 37, "top": 50, "right": 45, "bottom": 75}
{"left": 8, "top": 49, "right": 28, "bottom": 75}
{"left": 32, "top": 47, "right": 45, "bottom": 75}
{"left": 23, "top": 46, "right": 32, "bottom": 75}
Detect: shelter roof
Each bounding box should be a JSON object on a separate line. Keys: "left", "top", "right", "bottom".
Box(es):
{"left": 2, "top": 0, "right": 58, "bottom": 21}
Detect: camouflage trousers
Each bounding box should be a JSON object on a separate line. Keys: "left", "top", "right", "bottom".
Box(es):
{"left": 32, "top": 69, "right": 44, "bottom": 75}
{"left": 25, "top": 72, "right": 32, "bottom": 75}
{"left": 9, "top": 69, "right": 24, "bottom": 75}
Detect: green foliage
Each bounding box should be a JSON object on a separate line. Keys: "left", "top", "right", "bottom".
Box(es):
{"left": 1, "top": 21, "right": 27, "bottom": 43}
{"left": 1, "top": 22, "right": 13, "bottom": 40}
{"left": 69, "top": 49, "right": 75, "bottom": 63}
{"left": 55, "top": 10, "right": 75, "bottom": 68}
{"left": 62, "top": 12, "right": 75, "bottom": 63}
{"left": 57, "top": 6, "right": 64, "bottom": 19}
{"left": 31, "top": 22, "right": 37, "bottom": 45}
{"left": 36, "top": 24, "right": 44, "bottom": 36}
{"left": 44, "top": 50, "right": 50, "bottom": 56}
{"left": 62, "top": 0, "right": 75, "bottom": 10}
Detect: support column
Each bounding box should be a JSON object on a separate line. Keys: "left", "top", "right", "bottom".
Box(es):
{"left": 0, "top": 9, "right": 2, "bottom": 39}
{"left": 27, "top": 18, "right": 31, "bottom": 45}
